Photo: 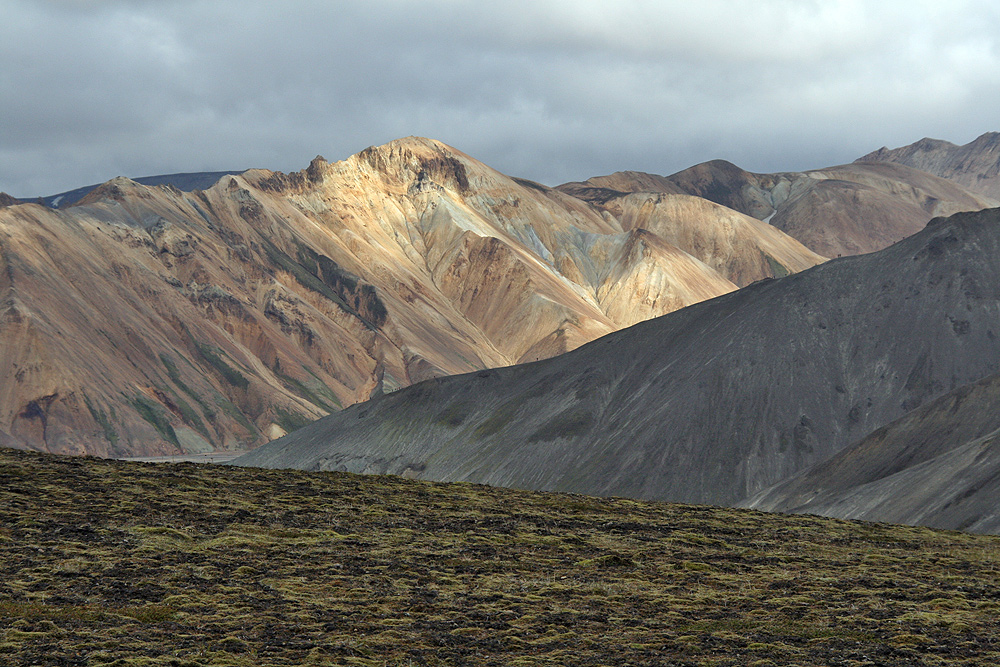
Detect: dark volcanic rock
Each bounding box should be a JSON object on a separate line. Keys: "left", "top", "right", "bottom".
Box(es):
{"left": 235, "top": 208, "right": 1000, "bottom": 508}
{"left": 743, "top": 371, "right": 1000, "bottom": 533}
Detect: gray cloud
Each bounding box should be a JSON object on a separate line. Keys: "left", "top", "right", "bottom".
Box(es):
{"left": 2, "top": 0, "right": 999, "bottom": 197}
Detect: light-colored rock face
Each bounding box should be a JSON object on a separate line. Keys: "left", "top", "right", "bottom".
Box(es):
{"left": 0, "top": 136, "right": 821, "bottom": 457}
{"left": 857, "top": 132, "right": 1000, "bottom": 200}
{"left": 614, "top": 193, "right": 825, "bottom": 286}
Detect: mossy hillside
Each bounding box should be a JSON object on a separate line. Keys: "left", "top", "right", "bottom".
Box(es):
{"left": 1, "top": 447, "right": 1000, "bottom": 666}
{"left": 195, "top": 343, "right": 250, "bottom": 391}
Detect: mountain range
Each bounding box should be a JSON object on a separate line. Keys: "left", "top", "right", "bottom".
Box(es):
{"left": 5, "top": 133, "right": 1000, "bottom": 535}
{"left": 561, "top": 158, "right": 996, "bottom": 258}
{"left": 1, "top": 137, "right": 826, "bottom": 456}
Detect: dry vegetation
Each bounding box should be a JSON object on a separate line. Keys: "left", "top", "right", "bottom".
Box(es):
{"left": 1, "top": 446, "right": 999, "bottom": 666}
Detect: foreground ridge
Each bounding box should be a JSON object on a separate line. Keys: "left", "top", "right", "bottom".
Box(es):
{"left": 1, "top": 447, "right": 999, "bottom": 665}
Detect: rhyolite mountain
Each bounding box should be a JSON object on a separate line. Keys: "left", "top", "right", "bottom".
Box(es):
{"left": 234, "top": 207, "right": 1000, "bottom": 511}
{"left": 561, "top": 159, "right": 997, "bottom": 257}
{"left": 0, "top": 137, "right": 824, "bottom": 457}
{"left": 858, "top": 132, "right": 1000, "bottom": 200}
{"left": 742, "top": 369, "right": 1000, "bottom": 533}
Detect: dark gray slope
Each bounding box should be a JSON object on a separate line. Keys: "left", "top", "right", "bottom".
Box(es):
{"left": 742, "top": 371, "right": 1000, "bottom": 533}
{"left": 37, "top": 171, "right": 240, "bottom": 208}
{"left": 234, "top": 208, "right": 1000, "bottom": 506}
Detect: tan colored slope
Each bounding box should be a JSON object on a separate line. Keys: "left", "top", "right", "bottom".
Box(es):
{"left": 562, "top": 159, "right": 997, "bottom": 257}
{"left": 594, "top": 229, "right": 737, "bottom": 328}
{"left": 766, "top": 180, "right": 923, "bottom": 258}
{"left": 1, "top": 194, "right": 384, "bottom": 458}
{"left": 0, "top": 137, "right": 766, "bottom": 457}
{"left": 810, "top": 162, "right": 994, "bottom": 218}
{"left": 614, "top": 193, "right": 826, "bottom": 286}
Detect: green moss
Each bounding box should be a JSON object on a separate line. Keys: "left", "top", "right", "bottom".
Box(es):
{"left": 273, "top": 407, "right": 314, "bottom": 434}
{"left": 273, "top": 366, "right": 337, "bottom": 412}
{"left": 195, "top": 343, "right": 250, "bottom": 390}
{"left": 434, "top": 401, "right": 471, "bottom": 427}
{"left": 215, "top": 394, "right": 256, "bottom": 435}
{"left": 127, "top": 395, "right": 179, "bottom": 446}
{"left": 304, "top": 366, "right": 342, "bottom": 408}
{"left": 763, "top": 252, "right": 790, "bottom": 279}
{"left": 2, "top": 447, "right": 1000, "bottom": 665}
{"left": 160, "top": 353, "right": 213, "bottom": 418}
{"left": 170, "top": 393, "right": 210, "bottom": 440}
{"left": 83, "top": 393, "right": 118, "bottom": 448}
{"left": 474, "top": 399, "right": 521, "bottom": 438}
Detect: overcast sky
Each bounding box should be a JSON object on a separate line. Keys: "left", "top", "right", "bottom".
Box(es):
{"left": 2, "top": 0, "right": 999, "bottom": 197}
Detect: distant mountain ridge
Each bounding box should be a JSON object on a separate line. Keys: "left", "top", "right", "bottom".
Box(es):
{"left": 743, "top": 369, "right": 1000, "bottom": 533}
{"left": 32, "top": 171, "right": 244, "bottom": 208}
{"left": 560, "top": 158, "right": 997, "bottom": 257}
{"left": 857, "top": 132, "right": 1000, "bottom": 199}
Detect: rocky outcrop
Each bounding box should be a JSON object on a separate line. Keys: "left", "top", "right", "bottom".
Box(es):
{"left": 858, "top": 132, "right": 1000, "bottom": 199}
{"left": 233, "top": 208, "right": 1000, "bottom": 511}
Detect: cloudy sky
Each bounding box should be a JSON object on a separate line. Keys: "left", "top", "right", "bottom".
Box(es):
{"left": 2, "top": 0, "right": 999, "bottom": 197}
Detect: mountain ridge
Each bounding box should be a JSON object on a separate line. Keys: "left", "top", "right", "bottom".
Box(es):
{"left": 560, "top": 158, "right": 997, "bottom": 257}
{"left": 742, "top": 369, "right": 1000, "bottom": 532}
{"left": 857, "top": 132, "right": 1000, "bottom": 199}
